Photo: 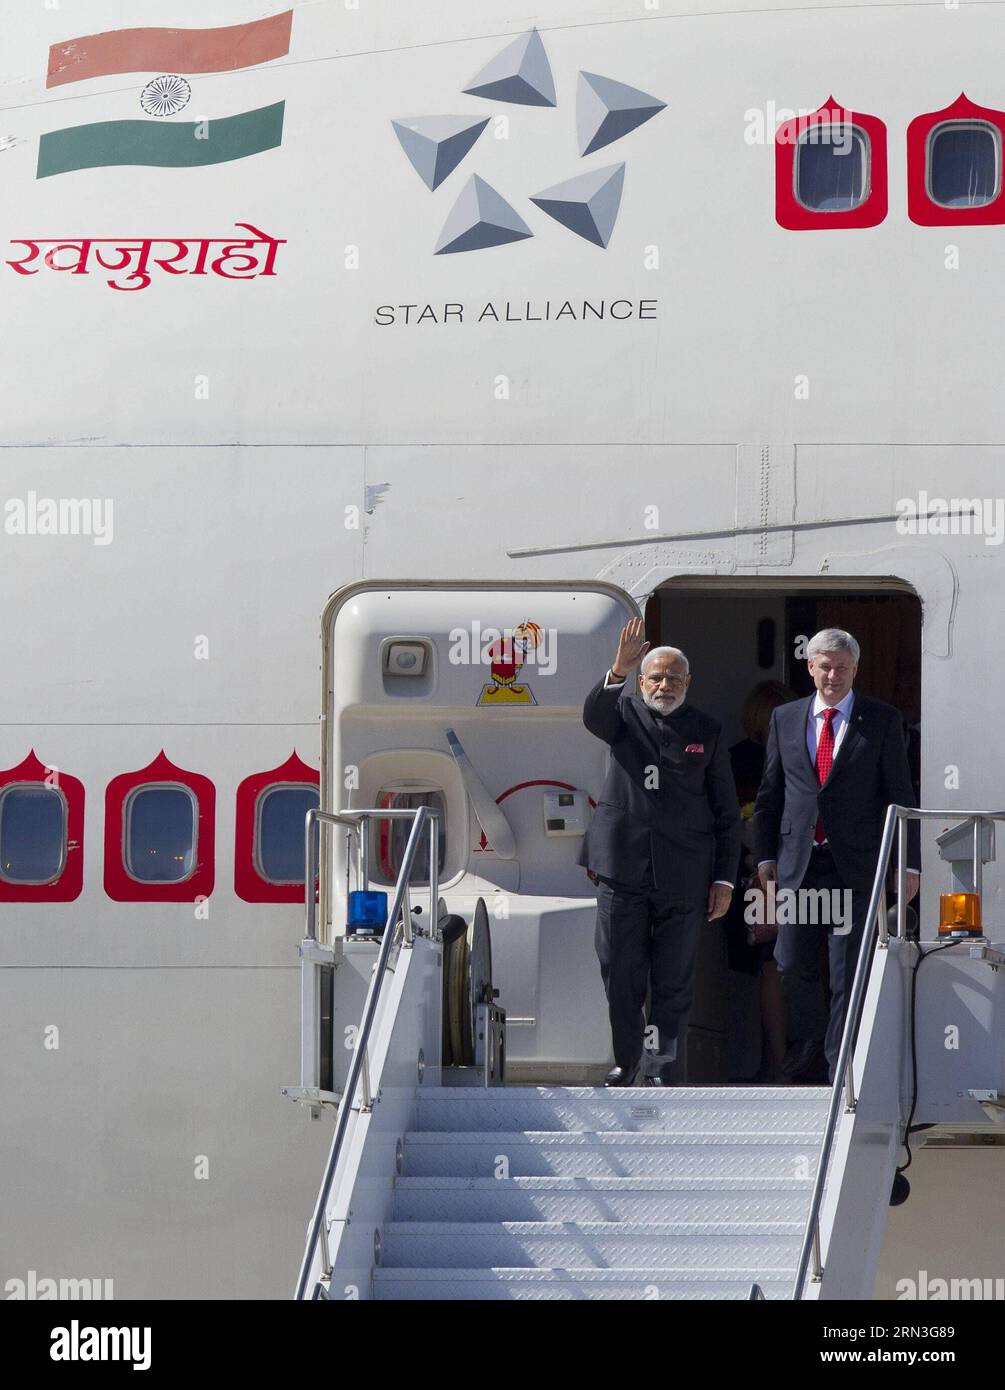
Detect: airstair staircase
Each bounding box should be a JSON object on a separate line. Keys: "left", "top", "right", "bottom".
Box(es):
{"left": 373, "top": 1085, "right": 830, "bottom": 1300}
{"left": 295, "top": 803, "right": 1005, "bottom": 1301}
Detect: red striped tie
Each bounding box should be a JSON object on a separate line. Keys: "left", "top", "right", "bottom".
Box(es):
{"left": 814, "top": 707, "right": 838, "bottom": 845}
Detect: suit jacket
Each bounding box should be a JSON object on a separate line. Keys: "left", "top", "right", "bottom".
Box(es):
{"left": 578, "top": 677, "right": 741, "bottom": 896}
{"left": 753, "top": 692, "right": 919, "bottom": 892}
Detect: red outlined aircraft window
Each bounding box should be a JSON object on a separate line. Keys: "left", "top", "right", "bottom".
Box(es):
{"left": 776, "top": 97, "right": 887, "bottom": 230}
{"left": 371, "top": 789, "right": 446, "bottom": 886}
{"left": 105, "top": 751, "right": 215, "bottom": 902}
{"left": 234, "top": 752, "right": 319, "bottom": 903}
{"left": 0, "top": 751, "right": 83, "bottom": 902}
{"left": 908, "top": 94, "right": 1005, "bottom": 225}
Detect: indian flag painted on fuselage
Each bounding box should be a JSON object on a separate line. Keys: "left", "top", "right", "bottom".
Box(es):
{"left": 38, "top": 11, "right": 292, "bottom": 177}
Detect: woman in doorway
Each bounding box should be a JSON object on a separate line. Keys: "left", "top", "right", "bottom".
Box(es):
{"left": 724, "top": 680, "right": 798, "bottom": 1083}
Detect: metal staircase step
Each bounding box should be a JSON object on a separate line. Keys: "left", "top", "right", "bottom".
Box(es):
{"left": 402, "top": 1130, "right": 822, "bottom": 1178}
{"left": 392, "top": 1175, "right": 815, "bottom": 1223}
{"left": 368, "top": 1087, "right": 829, "bottom": 1299}
{"left": 373, "top": 1266, "right": 794, "bottom": 1300}
{"left": 414, "top": 1086, "right": 830, "bottom": 1134}
{"left": 380, "top": 1220, "right": 803, "bottom": 1269}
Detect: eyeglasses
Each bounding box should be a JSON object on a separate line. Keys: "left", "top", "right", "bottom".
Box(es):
{"left": 643, "top": 673, "right": 687, "bottom": 689}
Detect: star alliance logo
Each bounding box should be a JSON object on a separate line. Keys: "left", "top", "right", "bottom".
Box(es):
{"left": 391, "top": 28, "right": 666, "bottom": 254}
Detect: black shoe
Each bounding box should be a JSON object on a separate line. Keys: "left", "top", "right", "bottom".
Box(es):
{"left": 782, "top": 1041, "right": 829, "bottom": 1086}
{"left": 604, "top": 1064, "right": 639, "bottom": 1087}
{"left": 642, "top": 1063, "right": 676, "bottom": 1087}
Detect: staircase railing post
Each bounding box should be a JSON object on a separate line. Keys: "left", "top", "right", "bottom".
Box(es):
{"left": 294, "top": 805, "right": 432, "bottom": 1300}
{"left": 359, "top": 1048, "right": 372, "bottom": 1112}
{"left": 896, "top": 818, "right": 907, "bottom": 941}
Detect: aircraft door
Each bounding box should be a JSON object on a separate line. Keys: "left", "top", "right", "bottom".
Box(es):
{"left": 320, "top": 580, "right": 639, "bottom": 1080}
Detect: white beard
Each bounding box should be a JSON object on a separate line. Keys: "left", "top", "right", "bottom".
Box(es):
{"left": 642, "top": 689, "right": 684, "bottom": 715}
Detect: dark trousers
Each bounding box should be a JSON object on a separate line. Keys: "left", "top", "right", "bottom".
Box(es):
{"left": 594, "top": 871, "right": 704, "bottom": 1072}
{"left": 773, "top": 845, "right": 869, "bottom": 1081}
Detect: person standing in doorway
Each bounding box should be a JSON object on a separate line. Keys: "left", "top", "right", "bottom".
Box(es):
{"left": 723, "top": 680, "right": 799, "bottom": 1083}
{"left": 580, "top": 618, "right": 742, "bottom": 1086}
{"left": 753, "top": 629, "right": 920, "bottom": 1082}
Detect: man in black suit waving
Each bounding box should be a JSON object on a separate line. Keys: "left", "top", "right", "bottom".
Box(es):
{"left": 580, "top": 618, "right": 741, "bottom": 1086}
{"left": 753, "top": 629, "right": 920, "bottom": 1082}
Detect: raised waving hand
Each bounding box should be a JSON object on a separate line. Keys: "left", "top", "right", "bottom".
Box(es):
{"left": 612, "top": 617, "right": 650, "bottom": 679}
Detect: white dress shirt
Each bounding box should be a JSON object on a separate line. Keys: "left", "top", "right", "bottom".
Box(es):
{"left": 807, "top": 689, "right": 855, "bottom": 767}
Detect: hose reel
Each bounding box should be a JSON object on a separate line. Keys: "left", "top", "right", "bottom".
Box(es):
{"left": 440, "top": 898, "right": 496, "bottom": 1067}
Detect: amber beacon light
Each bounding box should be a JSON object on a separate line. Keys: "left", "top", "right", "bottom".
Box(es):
{"left": 938, "top": 892, "right": 983, "bottom": 938}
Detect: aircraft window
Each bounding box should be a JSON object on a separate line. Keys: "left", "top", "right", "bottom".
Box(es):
{"left": 928, "top": 121, "right": 1000, "bottom": 207}
{"left": 0, "top": 784, "right": 66, "bottom": 884}
{"left": 255, "top": 784, "right": 319, "bottom": 884}
{"left": 125, "top": 784, "right": 197, "bottom": 882}
{"left": 794, "top": 125, "right": 869, "bottom": 211}
{"left": 371, "top": 789, "right": 446, "bottom": 886}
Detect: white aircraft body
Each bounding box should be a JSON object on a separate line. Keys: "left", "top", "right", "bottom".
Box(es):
{"left": 2, "top": 0, "right": 1005, "bottom": 1300}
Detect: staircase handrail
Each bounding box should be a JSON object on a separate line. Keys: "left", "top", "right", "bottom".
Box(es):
{"left": 790, "top": 805, "right": 1005, "bottom": 1299}
{"left": 294, "top": 804, "right": 438, "bottom": 1300}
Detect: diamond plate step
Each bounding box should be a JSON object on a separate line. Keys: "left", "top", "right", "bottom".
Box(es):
{"left": 392, "top": 1175, "right": 815, "bottom": 1223}
{"left": 401, "top": 1131, "right": 821, "bottom": 1179}
{"left": 414, "top": 1086, "right": 830, "bottom": 1134}
{"left": 381, "top": 1220, "right": 803, "bottom": 1269}
{"left": 373, "top": 1267, "right": 794, "bottom": 1300}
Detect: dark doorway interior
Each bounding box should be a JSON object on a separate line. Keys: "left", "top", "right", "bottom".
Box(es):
{"left": 643, "top": 583, "right": 922, "bottom": 1084}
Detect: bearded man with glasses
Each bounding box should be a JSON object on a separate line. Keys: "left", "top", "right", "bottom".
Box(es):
{"left": 579, "top": 618, "right": 741, "bottom": 1086}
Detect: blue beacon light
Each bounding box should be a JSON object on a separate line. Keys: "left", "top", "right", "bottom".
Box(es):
{"left": 346, "top": 889, "right": 389, "bottom": 938}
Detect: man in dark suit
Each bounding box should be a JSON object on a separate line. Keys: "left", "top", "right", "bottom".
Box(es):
{"left": 580, "top": 618, "right": 741, "bottom": 1086}
{"left": 753, "top": 629, "right": 920, "bottom": 1082}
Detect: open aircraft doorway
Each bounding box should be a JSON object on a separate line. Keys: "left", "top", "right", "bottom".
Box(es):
{"left": 644, "top": 578, "right": 922, "bottom": 1086}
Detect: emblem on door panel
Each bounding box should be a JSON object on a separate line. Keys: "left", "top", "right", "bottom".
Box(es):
{"left": 477, "top": 620, "right": 543, "bottom": 705}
